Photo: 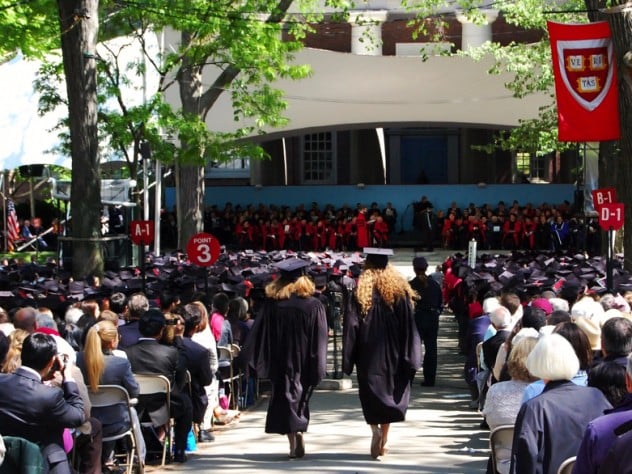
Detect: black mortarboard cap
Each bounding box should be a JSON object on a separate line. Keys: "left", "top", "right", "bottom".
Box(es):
{"left": 310, "top": 271, "right": 328, "bottom": 288}
{"left": 363, "top": 248, "right": 393, "bottom": 269}
{"left": 68, "top": 281, "right": 85, "bottom": 295}
{"left": 413, "top": 257, "right": 428, "bottom": 271}
{"left": 274, "top": 257, "right": 310, "bottom": 281}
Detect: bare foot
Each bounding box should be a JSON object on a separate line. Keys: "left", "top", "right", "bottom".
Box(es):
{"left": 288, "top": 433, "right": 297, "bottom": 458}
{"left": 370, "top": 425, "right": 382, "bottom": 459}
{"left": 295, "top": 432, "right": 305, "bottom": 458}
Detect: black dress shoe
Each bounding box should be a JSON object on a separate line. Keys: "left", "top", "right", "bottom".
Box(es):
{"left": 198, "top": 429, "right": 215, "bottom": 442}
{"left": 173, "top": 450, "right": 187, "bottom": 463}
{"left": 421, "top": 381, "right": 435, "bottom": 387}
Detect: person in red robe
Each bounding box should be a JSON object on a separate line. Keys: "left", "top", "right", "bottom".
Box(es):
{"left": 329, "top": 218, "right": 344, "bottom": 250}
{"left": 467, "top": 215, "right": 486, "bottom": 248}
{"left": 521, "top": 215, "right": 537, "bottom": 250}
{"left": 442, "top": 213, "right": 455, "bottom": 249}
{"left": 304, "top": 220, "right": 317, "bottom": 251}
{"left": 356, "top": 208, "right": 370, "bottom": 249}
{"left": 345, "top": 217, "right": 357, "bottom": 251}
{"left": 372, "top": 216, "right": 389, "bottom": 247}
{"left": 502, "top": 213, "right": 522, "bottom": 250}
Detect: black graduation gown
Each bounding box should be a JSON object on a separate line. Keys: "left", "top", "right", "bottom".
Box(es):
{"left": 343, "top": 294, "right": 422, "bottom": 425}
{"left": 245, "top": 294, "right": 328, "bottom": 434}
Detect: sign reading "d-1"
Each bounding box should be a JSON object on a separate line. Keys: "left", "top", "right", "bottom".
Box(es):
{"left": 599, "top": 203, "right": 624, "bottom": 231}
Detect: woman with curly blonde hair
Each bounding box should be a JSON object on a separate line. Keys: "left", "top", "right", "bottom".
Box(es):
{"left": 245, "top": 257, "right": 328, "bottom": 459}
{"left": 343, "top": 248, "right": 422, "bottom": 459}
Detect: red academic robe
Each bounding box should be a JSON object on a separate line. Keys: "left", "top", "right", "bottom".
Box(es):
{"left": 356, "top": 212, "right": 369, "bottom": 249}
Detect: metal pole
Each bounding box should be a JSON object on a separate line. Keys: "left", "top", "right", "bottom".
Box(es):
{"left": 143, "top": 156, "right": 149, "bottom": 222}
{"left": 607, "top": 227, "right": 613, "bottom": 292}
{"left": 140, "top": 243, "right": 146, "bottom": 294}
{"left": 154, "top": 160, "right": 162, "bottom": 256}
{"left": 1, "top": 172, "right": 6, "bottom": 253}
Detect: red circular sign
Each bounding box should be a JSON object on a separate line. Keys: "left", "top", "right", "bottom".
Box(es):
{"left": 186, "top": 232, "right": 221, "bottom": 267}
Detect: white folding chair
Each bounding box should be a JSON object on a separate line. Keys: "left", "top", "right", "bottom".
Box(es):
{"left": 89, "top": 385, "right": 144, "bottom": 474}
{"left": 134, "top": 374, "right": 171, "bottom": 467}
{"left": 476, "top": 341, "right": 484, "bottom": 371}
{"left": 217, "top": 345, "right": 243, "bottom": 410}
{"left": 489, "top": 425, "right": 515, "bottom": 474}
{"left": 557, "top": 456, "right": 576, "bottom": 474}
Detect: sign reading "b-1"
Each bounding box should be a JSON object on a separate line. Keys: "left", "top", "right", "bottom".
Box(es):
{"left": 592, "top": 187, "right": 617, "bottom": 210}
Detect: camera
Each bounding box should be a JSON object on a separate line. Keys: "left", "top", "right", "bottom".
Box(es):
{"left": 44, "top": 354, "right": 68, "bottom": 381}
{"left": 50, "top": 357, "right": 62, "bottom": 374}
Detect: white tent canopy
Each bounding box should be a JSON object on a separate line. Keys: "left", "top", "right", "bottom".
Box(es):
{"left": 198, "top": 48, "right": 551, "bottom": 138}
{"left": 0, "top": 55, "right": 71, "bottom": 171}
{"left": 0, "top": 33, "right": 161, "bottom": 172}
{"left": 2, "top": 44, "right": 551, "bottom": 171}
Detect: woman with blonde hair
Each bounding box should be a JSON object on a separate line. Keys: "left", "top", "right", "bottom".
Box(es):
{"left": 76, "top": 320, "right": 143, "bottom": 467}
{"left": 1, "top": 329, "right": 29, "bottom": 373}
{"left": 343, "top": 248, "right": 422, "bottom": 459}
{"left": 245, "top": 257, "right": 328, "bottom": 458}
{"left": 483, "top": 335, "right": 539, "bottom": 430}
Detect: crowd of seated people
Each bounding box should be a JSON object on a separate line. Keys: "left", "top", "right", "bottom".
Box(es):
{"left": 445, "top": 250, "right": 632, "bottom": 474}
{"left": 435, "top": 199, "right": 601, "bottom": 254}
{"left": 196, "top": 201, "right": 398, "bottom": 252}
{"left": 0, "top": 285, "right": 262, "bottom": 471}
{"left": 184, "top": 198, "right": 600, "bottom": 255}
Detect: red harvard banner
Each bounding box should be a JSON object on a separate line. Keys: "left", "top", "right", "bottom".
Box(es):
{"left": 547, "top": 21, "right": 620, "bottom": 142}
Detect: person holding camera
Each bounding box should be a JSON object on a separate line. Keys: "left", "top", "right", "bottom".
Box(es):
{"left": 0, "top": 333, "right": 87, "bottom": 473}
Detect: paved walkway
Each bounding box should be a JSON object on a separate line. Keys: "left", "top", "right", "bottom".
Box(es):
{"left": 150, "top": 249, "right": 490, "bottom": 473}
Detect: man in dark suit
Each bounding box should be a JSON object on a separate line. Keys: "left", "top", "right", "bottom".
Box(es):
{"left": 482, "top": 306, "right": 513, "bottom": 379}
{"left": 118, "top": 292, "right": 149, "bottom": 348}
{"left": 124, "top": 308, "right": 193, "bottom": 463}
{"left": 0, "top": 333, "right": 86, "bottom": 473}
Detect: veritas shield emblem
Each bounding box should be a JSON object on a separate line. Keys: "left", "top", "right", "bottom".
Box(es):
{"left": 556, "top": 38, "right": 614, "bottom": 111}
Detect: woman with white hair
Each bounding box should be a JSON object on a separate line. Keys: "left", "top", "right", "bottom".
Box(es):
{"left": 510, "top": 334, "right": 611, "bottom": 474}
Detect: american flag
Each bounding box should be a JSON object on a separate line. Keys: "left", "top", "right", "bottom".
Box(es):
{"left": 6, "top": 200, "right": 20, "bottom": 252}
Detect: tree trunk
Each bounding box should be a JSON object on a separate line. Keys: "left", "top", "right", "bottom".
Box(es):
{"left": 57, "top": 0, "right": 103, "bottom": 278}
{"left": 177, "top": 34, "right": 205, "bottom": 249}
{"left": 607, "top": 10, "right": 632, "bottom": 270}
{"left": 177, "top": 164, "right": 205, "bottom": 250}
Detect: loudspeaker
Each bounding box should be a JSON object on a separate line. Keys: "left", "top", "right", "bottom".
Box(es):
{"left": 18, "top": 165, "right": 45, "bottom": 178}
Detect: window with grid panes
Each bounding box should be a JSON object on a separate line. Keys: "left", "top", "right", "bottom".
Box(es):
{"left": 302, "top": 132, "right": 335, "bottom": 184}
{"left": 530, "top": 155, "right": 546, "bottom": 180}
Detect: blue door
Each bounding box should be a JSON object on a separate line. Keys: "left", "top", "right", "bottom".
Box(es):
{"left": 400, "top": 136, "right": 448, "bottom": 184}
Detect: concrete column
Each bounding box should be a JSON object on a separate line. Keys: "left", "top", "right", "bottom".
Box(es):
{"left": 456, "top": 10, "right": 499, "bottom": 50}
{"left": 349, "top": 10, "right": 388, "bottom": 56}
